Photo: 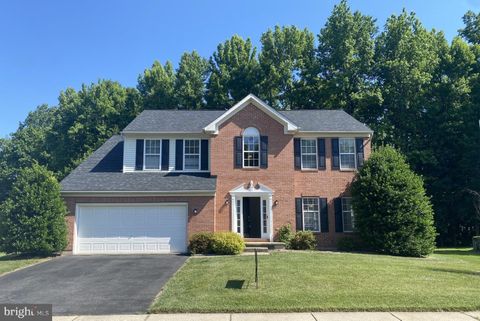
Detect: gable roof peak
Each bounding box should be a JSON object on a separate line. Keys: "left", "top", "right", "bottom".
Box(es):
{"left": 203, "top": 94, "right": 298, "bottom": 134}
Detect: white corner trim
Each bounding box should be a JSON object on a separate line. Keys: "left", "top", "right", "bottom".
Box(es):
{"left": 203, "top": 94, "right": 298, "bottom": 134}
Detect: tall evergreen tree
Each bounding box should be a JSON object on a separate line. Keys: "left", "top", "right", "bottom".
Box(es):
{"left": 137, "top": 60, "right": 177, "bottom": 109}
{"left": 175, "top": 51, "right": 208, "bottom": 109}
{"left": 46, "top": 80, "right": 141, "bottom": 177}
{"left": 459, "top": 10, "right": 480, "bottom": 44}
{"left": 205, "top": 35, "right": 260, "bottom": 107}
{"left": 314, "top": 0, "right": 380, "bottom": 119}
{"left": 258, "top": 26, "right": 315, "bottom": 109}
{"left": 374, "top": 11, "right": 440, "bottom": 155}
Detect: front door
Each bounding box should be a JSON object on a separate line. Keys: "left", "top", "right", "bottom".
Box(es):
{"left": 242, "top": 197, "right": 261, "bottom": 238}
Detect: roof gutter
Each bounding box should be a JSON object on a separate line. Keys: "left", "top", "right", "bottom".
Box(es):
{"left": 61, "top": 190, "right": 216, "bottom": 197}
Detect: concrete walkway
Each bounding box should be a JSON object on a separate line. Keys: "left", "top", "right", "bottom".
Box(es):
{"left": 53, "top": 311, "right": 480, "bottom": 321}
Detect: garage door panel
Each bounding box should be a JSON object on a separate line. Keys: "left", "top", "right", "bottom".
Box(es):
{"left": 75, "top": 204, "right": 187, "bottom": 254}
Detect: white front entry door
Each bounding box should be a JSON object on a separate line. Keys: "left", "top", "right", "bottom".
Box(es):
{"left": 75, "top": 204, "right": 188, "bottom": 254}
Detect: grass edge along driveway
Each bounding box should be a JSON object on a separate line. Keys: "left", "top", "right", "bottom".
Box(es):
{"left": 0, "top": 253, "right": 49, "bottom": 276}
{"left": 150, "top": 248, "right": 480, "bottom": 313}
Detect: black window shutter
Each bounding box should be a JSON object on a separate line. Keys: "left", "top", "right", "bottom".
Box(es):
{"left": 317, "top": 138, "right": 326, "bottom": 170}
{"left": 135, "top": 139, "right": 144, "bottom": 170}
{"left": 319, "top": 198, "right": 328, "bottom": 233}
{"left": 294, "top": 138, "right": 301, "bottom": 169}
{"left": 234, "top": 136, "right": 242, "bottom": 168}
{"left": 331, "top": 138, "right": 340, "bottom": 170}
{"left": 355, "top": 138, "right": 364, "bottom": 169}
{"left": 295, "top": 198, "right": 303, "bottom": 231}
{"left": 201, "top": 139, "right": 209, "bottom": 170}
{"left": 175, "top": 139, "right": 183, "bottom": 170}
{"left": 260, "top": 136, "right": 268, "bottom": 168}
{"left": 334, "top": 198, "right": 343, "bottom": 232}
{"left": 161, "top": 139, "right": 169, "bottom": 171}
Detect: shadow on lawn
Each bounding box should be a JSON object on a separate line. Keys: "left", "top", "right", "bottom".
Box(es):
{"left": 427, "top": 267, "right": 480, "bottom": 277}
{"left": 225, "top": 279, "right": 246, "bottom": 289}
{"left": 434, "top": 248, "right": 478, "bottom": 256}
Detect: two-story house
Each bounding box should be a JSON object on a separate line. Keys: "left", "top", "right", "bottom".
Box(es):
{"left": 61, "top": 94, "right": 372, "bottom": 254}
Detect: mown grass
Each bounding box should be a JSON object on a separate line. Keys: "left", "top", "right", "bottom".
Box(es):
{"left": 150, "top": 248, "right": 480, "bottom": 312}
{"left": 0, "top": 252, "right": 48, "bottom": 276}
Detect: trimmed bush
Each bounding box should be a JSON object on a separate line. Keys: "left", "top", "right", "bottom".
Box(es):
{"left": 474, "top": 236, "right": 480, "bottom": 252}
{"left": 277, "top": 224, "right": 293, "bottom": 248}
{"left": 210, "top": 232, "right": 245, "bottom": 255}
{"left": 289, "top": 231, "right": 317, "bottom": 250}
{"left": 188, "top": 232, "right": 214, "bottom": 254}
{"left": 351, "top": 146, "right": 437, "bottom": 257}
{"left": 0, "top": 164, "right": 67, "bottom": 255}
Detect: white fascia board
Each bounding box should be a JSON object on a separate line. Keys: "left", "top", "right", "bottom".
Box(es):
{"left": 203, "top": 94, "right": 298, "bottom": 134}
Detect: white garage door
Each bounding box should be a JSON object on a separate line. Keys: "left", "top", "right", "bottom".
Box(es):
{"left": 75, "top": 204, "right": 187, "bottom": 254}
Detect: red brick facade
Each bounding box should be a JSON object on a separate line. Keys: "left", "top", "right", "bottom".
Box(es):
{"left": 63, "top": 102, "right": 370, "bottom": 251}
{"left": 210, "top": 103, "right": 371, "bottom": 248}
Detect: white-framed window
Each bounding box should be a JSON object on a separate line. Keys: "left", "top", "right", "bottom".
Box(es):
{"left": 262, "top": 199, "right": 268, "bottom": 234}
{"left": 184, "top": 139, "right": 200, "bottom": 170}
{"left": 301, "top": 139, "right": 317, "bottom": 169}
{"left": 236, "top": 199, "right": 242, "bottom": 234}
{"left": 302, "top": 198, "right": 320, "bottom": 232}
{"left": 342, "top": 197, "right": 354, "bottom": 232}
{"left": 144, "top": 139, "right": 161, "bottom": 170}
{"left": 339, "top": 138, "right": 356, "bottom": 170}
{"left": 243, "top": 127, "right": 260, "bottom": 168}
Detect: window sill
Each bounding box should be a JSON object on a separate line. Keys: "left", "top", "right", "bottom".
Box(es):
{"left": 300, "top": 168, "right": 318, "bottom": 172}
{"left": 241, "top": 167, "right": 261, "bottom": 171}
{"left": 339, "top": 168, "right": 357, "bottom": 172}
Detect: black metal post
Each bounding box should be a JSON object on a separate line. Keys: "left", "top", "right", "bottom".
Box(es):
{"left": 255, "top": 248, "right": 258, "bottom": 289}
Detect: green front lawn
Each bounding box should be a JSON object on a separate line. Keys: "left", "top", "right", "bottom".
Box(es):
{"left": 0, "top": 253, "right": 48, "bottom": 276}
{"left": 150, "top": 248, "right": 480, "bottom": 312}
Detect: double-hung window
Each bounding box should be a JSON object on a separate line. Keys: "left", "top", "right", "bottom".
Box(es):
{"left": 144, "top": 139, "right": 161, "bottom": 170}
{"left": 339, "top": 138, "right": 356, "bottom": 170}
{"left": 301, "top": 139, "right": 317, "bottom": 169}
{"left": 243, "top": 127, "right": 260, "bottom": 168}
{"left": 184, "top": 139, "right": 200, "bottom": 170}
{"left": 302, "top": 198, "right": 320, "bottom": 232}
{"left": 342, "top": 197, "right": 354, "bottom": 232}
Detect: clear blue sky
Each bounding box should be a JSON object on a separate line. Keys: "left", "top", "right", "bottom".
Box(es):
{"left": 1, "top": 0, "right": 479, "bottom": 137}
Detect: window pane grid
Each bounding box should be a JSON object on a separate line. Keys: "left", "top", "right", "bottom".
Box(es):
{"left": 262, "top": 200, "right": 267, "bottom": 234}
{"left": 301, "top": 139, "right": 317, "bottom": 169}
{"left": 243, "top": 134, "right": 260, "bottom": 167}
{"left": 303, "top": 198, "right": 320, "bottom": 232}
{"left": 236, "top": 199, "right": 241, "bottom": 233}
{"left": 144, "top": 140, "right": 161, "bottom": 169}
{"left": 184, "top": 139, "right": 200, "bottom": 170}
{"left": 342, "top": 198, "right": 354, "bottom": 232}
{"left": 339, "top": 138, "right": 356, "bottom": 169}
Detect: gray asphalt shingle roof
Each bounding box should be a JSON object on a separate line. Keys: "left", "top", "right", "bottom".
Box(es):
{"left": 122, "top": 109, "right": 372, "bottom": 133}
{"left": 60, "top": 135, "right": 217, "bottom": 193}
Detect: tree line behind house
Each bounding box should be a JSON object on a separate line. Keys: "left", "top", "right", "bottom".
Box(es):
{"left": 0, "top": 1, "right": 479, "bottom": 246}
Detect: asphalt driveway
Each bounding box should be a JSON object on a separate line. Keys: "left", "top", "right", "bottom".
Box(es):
{"left": 0, "top": 255, "right": 187, "bottom": 315}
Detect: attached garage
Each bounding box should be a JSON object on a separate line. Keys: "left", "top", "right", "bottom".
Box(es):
{"left": 74, "top": 203, "right": 188, "bottom": 254}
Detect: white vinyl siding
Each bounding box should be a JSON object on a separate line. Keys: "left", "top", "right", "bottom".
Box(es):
{"left": 339, "top": 138, "right": 356, "bottom": 170}
{"left": 123, "top": 137, "right": 136, "bottom": 172}
{"left": 301, "top": 139, "right": 317, "bottom": 169}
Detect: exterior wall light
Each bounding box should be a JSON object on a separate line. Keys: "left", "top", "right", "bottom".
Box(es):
{"left": 193, "top": 208, "right": 198, "bottom": 214}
